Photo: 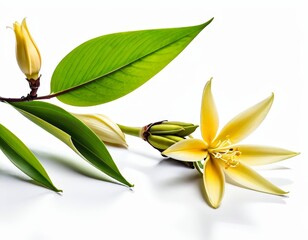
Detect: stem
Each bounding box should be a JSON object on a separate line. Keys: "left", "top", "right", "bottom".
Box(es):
{"left": 0, "top": 82, "right": 82, "bottom": 103}
{"left": 0, "top": 92, "right": 57, "bottom": 102}
{"left": 27, "top": 77, "right": 41, "bottom": 98}
{"left": 118, "top": 124, "right": 141, "bottom": 138}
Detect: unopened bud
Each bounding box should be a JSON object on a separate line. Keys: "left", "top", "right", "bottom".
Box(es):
{"left": 141, "top": 120, "right": 198, "bottom": 151}
{"left": 155, "top": 121, "right": 198, "bottom": 137}
{"left": 118, "top": 120, "right": 198, "bottom": 168}
{"left": 74, "top": 113, "right": 127, "bottom": 147}
{"left": 147, "top": 135, "right": 185, "bottom": 151}
{"left": 13, "top": 18, "right": 41, "bottom": 80}
{"left": 149, "top": 124, "right": 184, "bottom": 135}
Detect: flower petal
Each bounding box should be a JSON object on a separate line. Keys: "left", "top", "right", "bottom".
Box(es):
{"left": 237, "top": 145, "right": 299, "bottom": 166}
{"left": 203, "top": 158, "right": 225, "bottom": 208}
{"left": 13, "top": 21, "right": 29, "bottom": 75}
{"left": 21, "top": 18, "right": 41, "bottom": 77}
{"left": 220, "top": 161, "right": 287, "bottom": 195}
{"left": 213, "top": 93, "right": 274, "bottom": 146}
{"left": 162, "top": 139, "right": 208, "bottom": 162}
{"left": 201, "top": 79, "right": 219, "bottom": 144}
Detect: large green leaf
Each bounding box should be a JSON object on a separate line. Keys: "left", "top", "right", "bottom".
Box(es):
{"left": 10, "top": 101, "right": 132, "bottom": 187}
{"left": 0, "top": 124, "right": 61, "bottom": 192}
{"left": 50, "top": 19, "right": 213, "bottom": 106}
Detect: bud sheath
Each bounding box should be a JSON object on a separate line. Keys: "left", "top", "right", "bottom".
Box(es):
{"left": 74, "top": 113, "right": 127, "bottom": 147}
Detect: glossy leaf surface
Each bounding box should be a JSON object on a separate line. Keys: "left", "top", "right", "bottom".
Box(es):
{"left": 11, "top": 101, "right": 132, "bottom": 187}
{"left": 50, "top": 19, "right": 213, "bottom": 106}
{"left": 0, "top": 124, "right": 61, "bottom": 192}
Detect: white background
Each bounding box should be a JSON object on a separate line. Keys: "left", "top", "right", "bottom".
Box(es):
{"left": 0, "top": 0, "right": 306, "bottom": 239}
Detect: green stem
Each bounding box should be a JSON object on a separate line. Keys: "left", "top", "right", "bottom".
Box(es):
{"left": 118, "top": 124, "right": 142, "bottom": 138}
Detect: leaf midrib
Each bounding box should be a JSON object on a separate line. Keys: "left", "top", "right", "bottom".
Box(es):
{"left": 52, "top": 24, "right": 204, "bottom": 94}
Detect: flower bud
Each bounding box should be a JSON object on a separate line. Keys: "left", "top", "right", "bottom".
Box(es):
{"left": 74, "top": 113, "right": 127, "bottom": 147}
{"left": 150, "top": 121, "right": 198, "bottom": 137}
{"left": 147, "top": 134, "right": 184, "bottom": 151}
{"left": 13, "top": 18, "right": 41, "bottom": 80}
{"left": 141, "top": 120, "right": 198, "bottom": 151}
{"left": 118, "top": 120, "right": 198, "bottom": 168}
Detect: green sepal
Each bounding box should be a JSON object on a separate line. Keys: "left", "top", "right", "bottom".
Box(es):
{"left": 149, "top": 124, "right": 184, "bottom": 135}
{"left": 147, "top": 134, "right": 177, "bottom": 150}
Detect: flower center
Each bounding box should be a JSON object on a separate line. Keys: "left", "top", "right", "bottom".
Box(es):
{"left": 209, "top": 138, "right": 241, "bottom": 169}
{"left": 211, "top": 148, "right": 241, "bottom": 169}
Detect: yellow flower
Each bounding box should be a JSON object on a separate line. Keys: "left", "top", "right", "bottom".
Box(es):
{"left": 163, "top": 79, "right": 299, "bottom": 208}
{"left": 74, "top": 113, "right": 127, "bottom": 147}
{"left": 13, "top": 18, "right": 41, "bottom": 80}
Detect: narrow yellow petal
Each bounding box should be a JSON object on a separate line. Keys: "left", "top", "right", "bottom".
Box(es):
{"left": 22, "top": 19, "right": 40, "bottom": 58}
{"left": 213, "top": 94, "right": 274, "bottom": 146}
{"left": 162, "top": 138, "right": 208, "bottom": 162}
{"left": 13, "top": 21, "right": 29, "bottom": 75}
{"left": 237, "top": 145, "right": 299, "bottom": 166}
{"left": 21, "top": 18, "right": 41, "bottom": 79}
{"left": 200, "top": 79, "right": 219, "bottom": 144}
{"left": 220, "top": 161, "right": 287, "bottom": 195}
{"left": 203, "top": 158, "right": 225, "bottom": 208}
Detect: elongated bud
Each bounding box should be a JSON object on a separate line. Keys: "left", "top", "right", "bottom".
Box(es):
{"left": 118, "top": 120, "right": 198, "bottom": 150}
{"left": 141, "top": 120, "right": 198, "bottom": 150}
{"left": 13, "top": 18, "right": 41, "bottom": 80}
{"left": 74, "top": 113, "right": 127, "bottom": 147}
{"left": 153, "top": 121, "right": 198, "bottom": 137}
{"left": 118, "top": 120, "right": 198, "bottom": 168}
{"left": 149, "top": 124, "right": 184, "bottom": 135}
{"left": 147, "top": 135, "right": 184, "bottom": 151}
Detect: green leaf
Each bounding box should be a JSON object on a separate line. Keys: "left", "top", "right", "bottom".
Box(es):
{"left": 10, "top": 101, "right": 133, "bottom": 187}
{"left": 50, "top": 19, "right": 213, "bottom": 106}
{"left": 0, "top": 124, "right": 61, "bottom": 192}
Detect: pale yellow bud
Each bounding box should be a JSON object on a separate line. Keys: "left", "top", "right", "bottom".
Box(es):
{"left": 13, "top": 18, "right": 41, "bottom": 80}
{"left": 74, "top": 113, "right": 128, "bottom": 147}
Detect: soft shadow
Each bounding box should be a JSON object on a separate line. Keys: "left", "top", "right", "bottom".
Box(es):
{"left": 32, "top": 150, "right": 120, "bottom": 185}
{"left": 158, "top": 157, "right": 195, "bottom": 169}
{"left": 160, "top": 172, "right": 200, "bottom": 187}
{"left": 194, "top": 177, "right": 288, "bottom": 239}
{"left": 0, "top": 168, "right": 60, "bottom": 193}
{"left": 126, "top": 146, "right": 164, "bottom": 161}
{"left": 0, "top": 168, "right": 33, "bottom": 184}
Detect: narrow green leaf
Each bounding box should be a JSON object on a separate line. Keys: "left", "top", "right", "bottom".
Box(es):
{"left": 10, "top": 101, "right": 132, "bottom": 187}
{"left": 51, "top": 19, "right": 213, "bottom": 106}
{"left": 0, "top": 124, "right": 61, "bottom": 192}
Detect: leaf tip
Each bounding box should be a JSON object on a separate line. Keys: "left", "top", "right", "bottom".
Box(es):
{"left": 201, "top": 17, "right": 214, "bottom": 29}
{"left": 48, "top": 185, "right": 62, "bottom": 193}
{"left": 56, "top": 188, "right": 63, "bottom": 193}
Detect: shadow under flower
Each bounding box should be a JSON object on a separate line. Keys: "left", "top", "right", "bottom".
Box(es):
{"left": 144, "top": 156, "right": 291, "bottom": 239}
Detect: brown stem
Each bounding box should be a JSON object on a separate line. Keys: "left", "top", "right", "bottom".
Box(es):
{"left": 26, "top": 77, "right": 41, "bottom": 99}
{"left": 0, "top": 79, "right": 83, "bottom": 103}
